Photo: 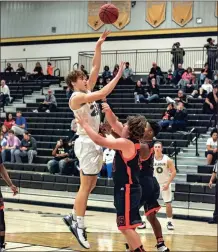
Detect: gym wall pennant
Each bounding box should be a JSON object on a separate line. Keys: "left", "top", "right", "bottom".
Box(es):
{"left": 88, "top": 1, "right": 107, "bottom": 31}
{"left": 172, "top": 1, "right": 193, "bottom": 27}
{"left": 111, "top": 0, "right": 131, "bottom": 30}
{"left": 146, "top": 0, "right": 166, "bottom": 28}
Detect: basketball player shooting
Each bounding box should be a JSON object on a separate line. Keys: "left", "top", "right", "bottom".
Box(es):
{"left": 153, "top": 142, "right": 176, "bottom": 230}
{"left": 62, "top": 30, "right": 125, "bottom": 249}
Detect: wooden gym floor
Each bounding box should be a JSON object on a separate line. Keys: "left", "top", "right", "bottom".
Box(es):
{"left": 4, "top": 203, "right": 217, "bottom": 251}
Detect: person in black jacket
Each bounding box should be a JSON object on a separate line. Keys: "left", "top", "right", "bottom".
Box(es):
{"left": 172, "top": 64, "right": 185, "bottom": 85}
{"left": 16, "top": 63, "right": 26, "bottom": 75}
{"left": 203, "top": 83, "right": 218, "bottom": 114}
{"left": 4, "top": 63, "right": 14, "bottom": 73}
{"left": 170, "top": 102, "right": 187, "bottom": 131}
{"left": 148, "top": 63, "right": 163, "bottom": 85}
{"left": 145, "top": 78, "right": 160, "bottom": 103}
{"left": 200, "top": 63, "right": 213, "bottom": 84}
{"left": 134, "top": 80, "right": 147, "bottom": 103}
{"left": 158, "top": 103, "right": 176, "bottom": 129}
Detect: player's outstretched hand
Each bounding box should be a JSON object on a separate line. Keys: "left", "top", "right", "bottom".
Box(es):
{"left": 97, "top": 30, "right": 110, "bottom": 46}
{"left": 102, "top": 103, "right": 112, "bottom": 113}
{"left": 116, "top": 62, "right": 125, "bottom": 79}
{"left": 10, "top": 184, "right": 18, "bottom": 196}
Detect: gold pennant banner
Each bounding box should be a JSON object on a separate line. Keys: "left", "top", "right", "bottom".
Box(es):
{"left": 172, "top": 1, "right": 193, "bottom": 27}
{"left": 216, "top": 1, "right": 218, "bottom": 17}
{"left": 88, "top": 1, "right": 107, "bottom": 31}
{"left": 146, "top": 1, "right": 166, "bottom": 28}
{"left": 111, "top": 0, "right": 131, "bottom": 30}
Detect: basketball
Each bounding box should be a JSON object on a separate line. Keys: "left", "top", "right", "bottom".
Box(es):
{"left": 99, "top": 4, "right": 119, "bottom": 24}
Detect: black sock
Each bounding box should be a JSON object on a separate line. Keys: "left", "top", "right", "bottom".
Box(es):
{"left": 0, "top": 236, "right": 5, "bottom": 248}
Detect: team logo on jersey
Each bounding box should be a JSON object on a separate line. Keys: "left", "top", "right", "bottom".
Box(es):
{"left": 90, "top": 103, "right": 99, "bottom": 117}
{"left": 156, "top": 166, "right": 163, "bottom": 174}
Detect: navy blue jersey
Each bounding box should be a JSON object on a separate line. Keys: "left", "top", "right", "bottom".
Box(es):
{"left": 140, "top": 141, "right": 154, "bottom": 178}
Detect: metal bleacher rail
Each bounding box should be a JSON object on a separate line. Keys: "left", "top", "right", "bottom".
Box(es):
{"left": 78, "top": 47, "right": 209, "bottom": 74}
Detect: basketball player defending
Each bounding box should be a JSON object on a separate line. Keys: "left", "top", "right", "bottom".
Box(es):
{"left": 153, "top": 142, "right": 176, "bottom": 230}
{"left": 76, "top": 113, "right": 147, "bottom": 252}
{"left": 0, "top": 158, "right": 18, "bottom": 251}
{"left": 63, "top": 31, "right": 125, "bottom": 249}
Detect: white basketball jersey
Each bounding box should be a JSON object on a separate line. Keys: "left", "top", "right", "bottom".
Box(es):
{"left": 69, "top": 91, "right": 100, "bottom": 136}
{"left": 153, "top": 154, "right": 170, "bottom": 184}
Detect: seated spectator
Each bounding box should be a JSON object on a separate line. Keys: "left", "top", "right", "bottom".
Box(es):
{"left": 166, "top": 90, "right": 188, "bottom": 106}
{"left": 158, "top": 103, "right": 176, "bottom": 129}
{"left": 33, "top": 90, "right": 57, "bottom": 113}
{"left": 145, "top": 78, "right": 160, "bottom": 103}
{"left": 4, "top": 63, "right": 14, "bottom": 73}
{"left": 11, "top": 111, "right": 27, "bottom": 136}
{"left": 0, "top": 80, "right": 10, "bottom": 107}
{"left": 113, "top": 64, "right": 119, "bottom": 78}
{"left": 200, "top": 63, "right": 213, "bottom": 84}
{"left": 16, "top": 63, "right": 26, "bottom": 75}
{"left": 1, "top": 130, "right": 20, "bottom": 163}
{"left": 80, "top": 65, "right": 88, "bottom": 79}
{"left": 97, "top": 77, "right": 104, "bottom": 90}
{"left": 134, "top": 80, "right": 147, "bottom": 103}
{"left": 33, "top": 62, "right": 43, "bottom": 77}
{"left": 203, "top": 83, "right": 218, "bottom": 114}
{"left": 1, "top": 125, "right": 9, "bottom": 139}
{"left": 166, "top": 69, "right": 173, "bottom": 84}
{"left": 47, "top": 62, "right": 54, "bottom": 76}
{"left": 0, "top": 133, "right": 7, "bottom": 149}
{"left": 102, "top": 148, "right": 115, "bottom": 178}
{"left": 66, "top": 87, "right": 73, "bottom": 99}
{"left": 148, "top": 62, "right": 163, "bottom": 85}
{"left": 170, "top": 102, "right": 187, "bottom": 131}
{"left": 14, "top": 132, "right": 37, "bottom": 164}
{"left": 4, "top": 113, "right": 15, "bottom": 130}
{"left": 191, "top": 78, "right": 213, "bottom": 98}
{"left": 186, "top": 73, "right": 198, "bottom": 93}
{"left": 172, "top": 64, "right": 185, "bottom": 85}
{"left": 205, "top": 129, "right": 218, "bottom": 165}
{"left": 177, "top": 67, "right": 192, "bottom": 91}
{"left": 47, "top": 138, "right": 74, "bottom": 175}
{"left": 102, "top": 66, "right": 112, "bottom": 82}
{"left": 122, "top": 62, "right": 133, "bottom": 80}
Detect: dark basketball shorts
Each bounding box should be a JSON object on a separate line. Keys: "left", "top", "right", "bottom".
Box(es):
{"left": 114, "top": 184, "right": 142, "bottom": 230}
{"left": 140, "top": 176, "right": 161, "bottom": 216}
{"left": 0, "top": 189, "right": 4, "bottom": 210}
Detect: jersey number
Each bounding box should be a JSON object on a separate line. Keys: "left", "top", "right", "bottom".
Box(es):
{"left": 90, "top": 104, "right": 99, "bottom": 117}
{"left": 156, "top": 167, "right": 163, "bottom": 174}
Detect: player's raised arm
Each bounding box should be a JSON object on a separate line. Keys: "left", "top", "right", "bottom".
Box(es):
{"left": 87, "top": 30, "right": 110, "bottom": 91}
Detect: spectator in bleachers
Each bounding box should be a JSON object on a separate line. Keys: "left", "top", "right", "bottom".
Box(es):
{"left": 16, "top": 63, "right": 26, "bottom": 75}
{"left": 134, "top": 80, "right": 147, "bottom": 103}
{"left": 190, "top": 78, "right": 213, "bottom": 98}
{"left": 205, "top": 129, "right": 218, "bottom": 165}
{"left": 11, "top": 111, "right": 27, "bottom": 136}
{"left": 204, "top": 38, "right": 218, "bottom": 71}
{"left": 66, "top": 87, "right": 73, "bottom": 99}
{"left": 145, "top": 78, "right": 160, "bottom": 103}
{"left": 47, "top": 138, "right": 74, "bottom": 175}
{"left": 177, "top": 67, "right": 193, "bottom": 91}
{"left": 166, "top": 90, "right": 188, "bottom": 106}
{"left": 200, "top": 63, "right": 213, "bottom": 84}
{"left": 203, "top": 83, "right": 218, "bottom": 114}
{"left": 186, "top": 73, "right": 198, "bottom": 94}
{"left": 112, "top": 64, "right": 119, "bottom": 78}
{"left": 171, "top": 42, "right": 185, "bottom": 70}
{"left": 4, "top": 63, "right": 14, "bottom": 73}
{"left": 80, "top": 65, "right": 88, "bottom": 79}
{"left": 1, "top": 125, "right": 8, "bottom": 139}
{"left": 4, "top": 113, "right": 15, "bottom": 130}
{"left": 172, "top": 63, "right": 185, "bottom": 85}
{"left": 33, "top": 90, "right": 57, "bottom": 113}
{"left": 0, "top": 80, "right": 10, "bottom": 107}
{"left": 33, "top": 62, "right": 43, "bottom": 77}
{"left": 122, "top": 62, "right": 133, "bottom": 80}
{"left": 102, "top": 148, "right": 115, "bottom": 178}
{"left": 14, "top": 132, "right": 37, "bottom": 164}
{"left": 102, "top": 66, "right": 112, "bottom": 83}
{"left": 0, "top": 132, "right": 7, "bottom": 148}
{"left": 1, "top": 130, "right": 20, "bottom": 163}
{"left": 47, "top": 62, "right": 54, "bottom": 76}
{"left": 148, "top": 62, "right": 163, "bottom": 85}
{"left": 166, "top": 69, "right": 173, "bottom": 84}
{"left": 170, "top": 102, "right": 187, "bottom": 131}
{"left": 158, "top": 103, "right": 176, "bottom": 129}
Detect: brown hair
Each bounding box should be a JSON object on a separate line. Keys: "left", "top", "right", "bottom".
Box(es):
{"left": 8, "top": 129, "right": 14, "bottom": 134}
{"left": 127, "top": 115, "right": 147, "bottom": 140}
{"left": 66, "top": 70, "right": 86, "bottom": 90}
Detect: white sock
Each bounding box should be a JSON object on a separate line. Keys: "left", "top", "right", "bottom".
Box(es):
{"left": 167, "top": 217, "right": 173, "bottom": 222}
{"left": 77, "top": 216, "right": 85, "bottom": 228}
{"left": 72, "top": 209, "right": 76, "bottom": 221}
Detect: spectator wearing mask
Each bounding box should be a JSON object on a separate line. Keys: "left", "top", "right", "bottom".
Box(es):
{"left": 11, "top": 111, "right": 27, "bottom": 136}
{"left": 47, "top": 138, "right": 74, "bottom": 175}
{"left": 102, "top": 148, "right": 115, "bottom": 178}
{"left": 4, "top": 113, "right": 15, "bottom": 130}
{"left": 148, "top": 62, "right": 163, "bottom": 85}
{"left": 122, "top": 62, "right": 133, "bottom": 80}
{"left": 80, "top": 65, "right": 88, "bottom": 79}
{"left": 200, "top": 63, "right": 213, "bottom": 84}
{"left": 14, "top": 132, "right": 37, "bottom": 164}
{"left": 16, "top": 63, "right": 26, "bottom": 75}
{"left": 205, "top": 129, "right": 218, "bottom": 165}
{"left": 33, "top": 62, "right": 43, "bottom": 77}
{"left": 158, "top": 103, "right": 176, "bottom": 129}
{"left": 33, "top": 90, "right": 57, "bottom": 113}
{"left": 102, "top": 66, "right": 112, "bottom": 83}
{"left": 177, "top": 67, "right": 193, "bottom": 91}
{"left": 171, "top": 42, "right": 185, "bottom": 70}
{"left": 4, "top": 63, "right": 14, "bottom": 73}
{"left": 134, "top": 80, "right": 147, "bottom": 103}
{"left": 1, "top": 130, "right": 20, "bottom": 163}
{"left": 47, "top": 62, "right": 54, "bottom": 76}
{"left": 166, "top": 90, "right": 188, "bottom": 106}
{"left": 172, "top": 64, "right": 185, "bottom": 85}
{"left": 0, "top": 80, "right": 10, "bottom": 107}
{"left": 203, "top": 83, "right": 218, "bottom": 114}
{"left": 113, "top": 64, "right": 119, "bottom": 78}
{"left": 191, "top": 78, "right": 213, "bottom": 98}
{"left": 170, "top": 102, "right": 187, "bottom": 131}
{"left": 204, "top": 38, "right": 218, "bottom": 71}
{"left": 166, "top": 69, "right": 173, "bottom": 84}
{"left": 145, "top": 78, "right": 160, "bottom": 103}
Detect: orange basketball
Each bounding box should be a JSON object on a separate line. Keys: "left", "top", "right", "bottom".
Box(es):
{"left": 99, "top": 4, "right": 119, "bottom": 24}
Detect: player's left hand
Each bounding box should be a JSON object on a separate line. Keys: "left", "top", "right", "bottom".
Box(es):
{"left": 10, "top": 184, "right": 18, "bottom": 196}
{"left": 162, "top": 184, "right": 169, "bottom": 191}
{"left": 97, "top": 30, "right": 110, "bottom": 46}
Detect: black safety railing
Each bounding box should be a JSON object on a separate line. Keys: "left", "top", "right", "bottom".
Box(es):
{"left": 168, "top": 141, "right": 179, "bottom": 173}
{"left": 188, "top": 127, "right": 200, "bottom": 157}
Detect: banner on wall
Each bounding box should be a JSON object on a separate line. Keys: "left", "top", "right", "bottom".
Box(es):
{"left": 146, "top": 0, "right": 166, "bottom": 28}
{"left": 111, "top": 0, "right": 131, "bottom": 30}
{"left": 216, "top": 1, "right": 218, "bottom": 17}
{"left": 88, "top": 1, "right": 106, "bottom": 31}
{"left": 172, "top": 1, "right": 193, "bottom": 27}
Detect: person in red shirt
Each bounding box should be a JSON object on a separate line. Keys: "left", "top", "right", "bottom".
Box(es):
{"left": 3, "top": 113, "right": 15, "bottom": 130}
{"left": 47, "top": 62, "right": 54, "bottom": 76}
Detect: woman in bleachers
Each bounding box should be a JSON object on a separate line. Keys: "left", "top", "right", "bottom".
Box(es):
{"left": 102, "top": 65, "right": 112, "bottom": 83}
{"left": 33, "top": 62, "right": 44, "bottom": 78}
{"left": 134, "top": 80, "right": 147, "bottom": 103}
{"left": 158, "top": 103, "right": 176, "bottom": 129}
{"left": 4, "top": 63, "right": 14, "bottom": 73}
{"left": 190, "top": 78, "right": 213, "bottom": 98}
{"left": 200, "top": 63, "right": 213, "bottom": 84}
{"left": 186, "top": 73, "right": 198, "bottom": 94}
{"left": 145, "top": 78, "right": 160, "bottom": 103}
{"left": 1, "top": 125, "right": 9, "bottom": 139}
{"left": 0, "top": 132, "right": 7, "bottom": 149}
{"left": 203, "top": 82, "right": 218, "bottom": 114}
{"left": 112, "top": 64, "right": 119, "bottom": 78}
{"left": 170, "top": 102, "right": 187, "bottom": 131}
{"left": 16, "top": 63, "right": 26, "bottom": 75}
{"left": 177, "top": 67, "right": 192, "bottom": 91}
{"left": 3, "top": 113, "right": 15, "bottom": 130}
{"left": 205, "top": 129, "right": 218, "bottom": 165}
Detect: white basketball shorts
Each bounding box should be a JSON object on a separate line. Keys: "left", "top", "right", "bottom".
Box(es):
{"left": 160, "top": 183, "right": 172, "bottom": 203}
{"left": 74, "top": 135, "right": 103, "bottom": 175}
